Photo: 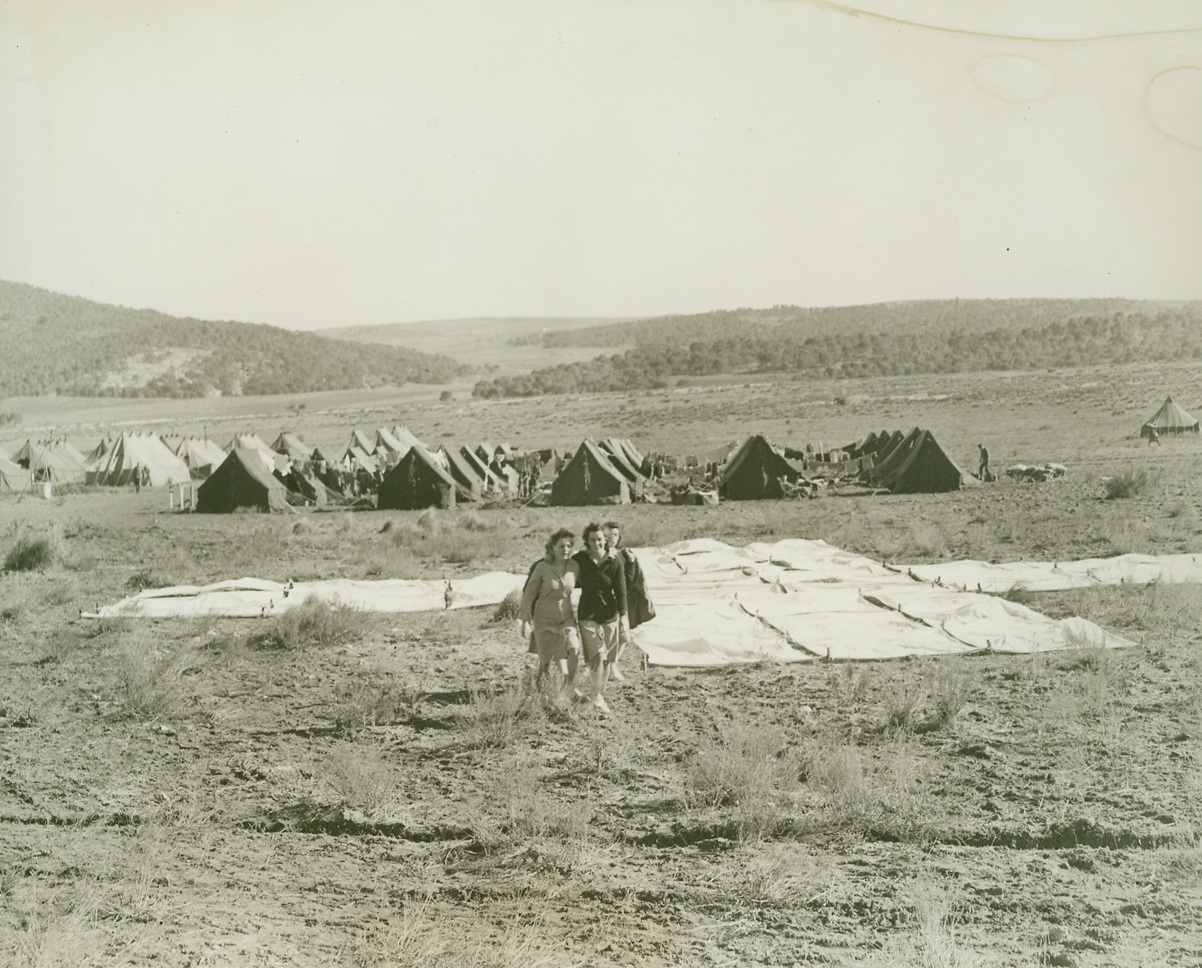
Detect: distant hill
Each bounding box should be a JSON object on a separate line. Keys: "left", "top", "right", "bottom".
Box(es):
{"left": 0, "top": 281, "right": 468, "bottom": 398}
{"left": 472, "top": 298, "right": 1202, "bottom": 398}
{"left": 319, "top": 315, "right": 636, "bottom": 375}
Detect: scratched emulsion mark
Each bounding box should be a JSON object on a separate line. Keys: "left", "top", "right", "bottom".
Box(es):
{"left": 791, "top": 0, "right": 1202, "bottom": 43}
{"left": 1145, "top": 67, "right": 1202, "bottom": 149}
{"left": 972, "top": 55, "right": 1054, "bottom": 102}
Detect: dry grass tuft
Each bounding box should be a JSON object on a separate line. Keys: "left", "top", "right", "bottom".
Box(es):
{"left": 685, "top": 722, "right": 803, "bottom": 840}
{"left": 107, "top": 629, "right": 199, "bottom": 721}
{"left": 320, "top": 742, "right": 403, "bottom": 817}
{"left": 1103, "top": 467, "right": 1156, "bottom": 500}
{"left": 862, "top": 877, "right": 983, "bottom": 968}
{"left": 453, "top": 676, "right": 544, "bottom": 750}
{"left": 354, "top": 901, "right": 562, "bottom": 968}
{"left": 3, "top": 526, "right": 68, "bottom": 572}
{"left": 332, "top": 676, "right": 426, "bottom": 732}
{"left": 248, "top": 598, "right": 370, "bottom": 651}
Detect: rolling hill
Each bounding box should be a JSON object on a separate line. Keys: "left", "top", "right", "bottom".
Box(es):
{"left": 0, "top": 280, "right": 468, "bottom": 398}
{"left": 468, "top": 299, "right": 1202, "bottom": 398}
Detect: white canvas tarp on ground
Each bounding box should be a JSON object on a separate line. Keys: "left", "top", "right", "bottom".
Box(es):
{"left": 895, "top": 553, "right": 1202, "bottom": 593}
{"left": 90, "top": 572, "right": 526, "bottom": 619}
{"left": 88, "top": 537, "right": 1159, "bottom": 666}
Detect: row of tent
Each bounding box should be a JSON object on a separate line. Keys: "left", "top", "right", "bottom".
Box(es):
{"left": 2, "top": 426, "right": 971, "bottom": 506}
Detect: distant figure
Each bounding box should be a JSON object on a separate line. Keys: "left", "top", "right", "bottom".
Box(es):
{"left": 977, "top": 444, "right": 990, "bottom": 480}
{"left": 1148, "top": 427, "right": 1160, "bottom": 446}
{"left": 133, "top": 465, "right": 142, "bottom": 494}
{"left": 141, "top": 464, "right": 151, "bottom": 488}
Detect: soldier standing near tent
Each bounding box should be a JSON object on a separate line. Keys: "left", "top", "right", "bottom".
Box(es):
{"left": 602, "top": 521, "right": 654, "bottom": 681}
{"left": 519, "top": 529, "right": 582, "bottom": 696}
{"left": 133, "top": 464, "right": 141, "bottom": 493}
{"left": 977, "top": 444, "right": 990, "bottom": 481}
{"left": 572, "top": 523, "right": 627, "bottom": 714}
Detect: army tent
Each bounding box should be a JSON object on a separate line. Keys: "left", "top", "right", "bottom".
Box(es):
{"left": 85, "top": 437, "right": 114, "bottom": 468}
{"left": 275, "top": 465, "right": 338, "bottom": 506}
{"left": 866, "top": 429, "right": 971, "bottom": 494}
{"left": 718, "top": 435, "right": 801, "bottom": 501}
{"left": 390, "top": 425, "right": 426, "bottom": 450}
{"left": 228, "top": 434, "right": 287, "bottom": 474}
{"left": 174, "top": 436, "right": 227, "bottom": 476}
{"left": 0, "top": 453, "right": 33, "bottom": 493}
{"left": 344, "top": 445, "right": 379, "bottom": 475}
{"left": 91, "top": 432, "right": 191, "bottom": 486}
{"left": 12, "top": 439, "right": 89, "bottom": 483}
{"left": 551, "top": 440, "right": 630, "bottom": 506}
{"left": 378, "top": 445, "right": 463, "bottom": 510}
{"left": 197, "top": 449, "right": 290, "bottom": 513}
{"left": 373, "top": 427, "right": 407, "bottom": 458}
{"left": 435, "top": 447, "right": 485, "bottom": 501}
{"left": 271, "top": 432, "right": 316, "bottom": 462}
{"left": 1142, "top": 396, "right": 1199, "bottom": 437}
{"left": 460, "top": 446, "right": 506, "bottom": 494}
{"left": 599, "top": 439, "right": 646, "bottom": 483}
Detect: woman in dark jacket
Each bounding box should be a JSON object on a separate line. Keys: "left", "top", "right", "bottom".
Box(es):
{"left": 571, "top": 522, "right": 627, "bottom": 713}
{"left": 602, "top": 521, "right": 654, "bottom": 680}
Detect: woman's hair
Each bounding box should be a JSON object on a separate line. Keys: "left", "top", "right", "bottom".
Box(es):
{"left": 581, "top": 522, "right": 604, "bottom": 546}
{"left": 544, "top": 528, "right": 575, "bottom": 554}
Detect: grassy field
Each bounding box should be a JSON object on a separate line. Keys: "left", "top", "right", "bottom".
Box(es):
{"left": 2, "top": 361, "right": 1202, "bottom": 967}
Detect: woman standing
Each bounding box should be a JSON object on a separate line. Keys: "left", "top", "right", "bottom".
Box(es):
{"left": 572, "top": 522, "right": 628, "bottom": 713}
{"left": 602, "top": 520, "right": 654, "bottom": 681}
{"left": 519, "top": 529, "right": 582, "bottom": 691}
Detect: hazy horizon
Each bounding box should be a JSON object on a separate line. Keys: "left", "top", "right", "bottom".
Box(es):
{"left": 3, "top": 2, "right": 1200, "bottom": 332}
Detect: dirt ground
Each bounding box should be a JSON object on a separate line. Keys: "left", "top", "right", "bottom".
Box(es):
{"left": 3, "top": 364, "right": 1202, "bottom": 966}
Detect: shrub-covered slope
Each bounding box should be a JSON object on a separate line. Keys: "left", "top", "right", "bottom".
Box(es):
{"left": 476, "top": 299, "right": 1202, "bottom": 398}
{"left": 0, "top": 280, "right": 468, "bottom": 397}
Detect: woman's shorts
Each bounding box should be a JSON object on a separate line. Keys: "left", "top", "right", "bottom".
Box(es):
{"left": 532, "top": 624, "right": 580, "bottom": 663}
{"left": 579, "top": 618, "right": 620, "bottom": 664}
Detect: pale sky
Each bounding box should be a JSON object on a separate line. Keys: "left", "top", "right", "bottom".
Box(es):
{"left": 1, "top": 1, "right": 1200, "bottom": 331}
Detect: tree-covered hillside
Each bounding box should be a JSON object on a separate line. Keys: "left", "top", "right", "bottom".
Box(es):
{"left": 475, "top": 299, "right": 1202, "bottom": 398}
{"left": 0, "top": 281, "right": 468, "bottom": 398}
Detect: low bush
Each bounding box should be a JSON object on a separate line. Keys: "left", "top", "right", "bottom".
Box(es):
{"left": 108, "top": 632, "right": 198, "bottom": 721}
{"left": 248, "top": 598, "right": 369, "bottom": 651}
{"left": 491, "top": 588, "right": 522, "bottom": 622}
{"left": 320, "top": 743, "right": 403, "bottom": 817}
{"left": 4, "top": 528, "right": 67, "bottom": 572}
{"left": 1103, "top": 467, "right": 1156, "bottom": 500}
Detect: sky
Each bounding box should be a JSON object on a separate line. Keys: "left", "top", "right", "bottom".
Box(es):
{"left": 1, "top": 0, "right": 1200, "bottom": 331}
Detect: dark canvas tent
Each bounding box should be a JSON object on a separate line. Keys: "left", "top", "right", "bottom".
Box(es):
{"left": 377, "top": 445, "right": 463, "bottom": 510}
{"left": 197, "top": 449, "right": 290, "bottom": 513}
{"left": 550, "top": 440, "right": 630, "bottom": 506}
{"left": 718, "top": 435, "right": 801, "bottom": 501}
{"left": 1142, "top": 396, "right": 1199, "bottom": 437}
{"left": 866, "top": 429, "right": 971, "bottom": 494}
